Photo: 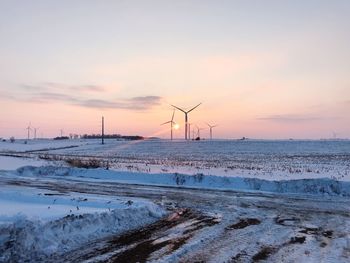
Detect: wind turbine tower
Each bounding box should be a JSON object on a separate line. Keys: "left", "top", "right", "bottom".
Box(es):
{"left": 26, "top": 123, "right": 32, "bottom": 140}
{"left": 171, "top": 103, "right": 201, "bottom": 140}
{"left": 102, "top": 116, "right": 105, "bottom": 145}
{"left": 206, "top": 123, "right": 218, "bottom": 140}
{"left": 34, "top": 127, "right": 39, "bottom": 140}
{"left": 196, "top": 125, "right": 205, "bottom": 139}
{"left": 161, "top": 109, "right": 176, "bottom": 140}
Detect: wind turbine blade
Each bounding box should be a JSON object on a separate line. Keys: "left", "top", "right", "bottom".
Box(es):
{"left": 161, "top": 121, "right": 172, "bottom": 125}
{"left": 171, "top": 104, "right": 186, "bottom": 113}
{"left": 187, "top": 103, "right": 202, "bottom": 113}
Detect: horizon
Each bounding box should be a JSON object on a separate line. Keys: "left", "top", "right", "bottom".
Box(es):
{"left": 1, "top": 0, "right": 350, "bottom": 139}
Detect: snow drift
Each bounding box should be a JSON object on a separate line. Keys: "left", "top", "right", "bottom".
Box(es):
{"left": 15, "top": 165, "right": 350, "bottom": 197}
{"left": 0, "top": 203, "right": 165, "bottom": 262}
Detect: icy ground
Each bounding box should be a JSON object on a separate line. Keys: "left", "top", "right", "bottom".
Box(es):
{"left": 0, "top": 165, "right": 349, "bottom": 262}
{"left": 0, "top": 139, "right": 349, "bottom": 262}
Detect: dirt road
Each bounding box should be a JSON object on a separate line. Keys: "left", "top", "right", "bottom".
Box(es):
{"left": 1, "top": 173, "right": 350, "bottom": 262}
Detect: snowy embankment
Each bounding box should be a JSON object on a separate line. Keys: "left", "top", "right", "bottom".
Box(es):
{"left": 0, "top": 184, "right": 166, "bottom": 262}
{"left": 14, "top": 165, "right": 350, "bottom": 197}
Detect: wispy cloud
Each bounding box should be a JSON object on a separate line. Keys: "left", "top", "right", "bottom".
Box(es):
{"left": 19, "top": 82, "right": 106, "bottom": 92}
{"left": 257, "top": 114, "right": 324, "bottom": 123}
{"left": 76, "top": 96, "right": 162, "bottom": 110}
{"left": 4, "top": 83, "right": 162, "bottom": 110}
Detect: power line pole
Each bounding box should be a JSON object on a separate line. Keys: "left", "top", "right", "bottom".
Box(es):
{"left": 102, "top": 116, "right": 105, "bottom": 145}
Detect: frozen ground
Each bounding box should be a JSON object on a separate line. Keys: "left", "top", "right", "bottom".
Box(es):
{"left": 0, "top": 139, "right": 349, "bottom": 262}
{"left": 0, "top": 165, "right": 349, "bottom": 262}
{"left": 1, "top": 139, "right": 349, "bottom": 181}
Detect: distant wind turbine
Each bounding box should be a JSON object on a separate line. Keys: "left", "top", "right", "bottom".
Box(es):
{"left": 192, "top": 129, "right": 196, "bottom": 140}
{"left": 332, "top": 131, "right": 338, "bottom": 139}
{"left": 161, "top": 109, "right": 176, "bottom": 140}
{"left": 26, "top": 122, "right": 32, "bottom": 140}
{"left": 195, "top": 125, "right": 205, "bottom": 139}
{"left": 206, "top": 123, "right": 218, "bottom": 140}
{"left": 171, "top": 103, "right": 201, "bottom": 140}
{"left": 34, "top": 127, "right": 39, "bottom": 140}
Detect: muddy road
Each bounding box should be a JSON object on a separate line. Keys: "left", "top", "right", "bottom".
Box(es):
{"left": 1, "top": 173, "right": 350, "bottom": 262}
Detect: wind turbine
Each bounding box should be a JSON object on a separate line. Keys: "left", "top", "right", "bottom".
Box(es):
{"left": 206, "top": 123, "right": 218, "bottom": 140}
{"left": 332, "top": 131, "right": 338, "bottom": 139}
{"left": 26, "top": 123, "right": 32, "bottom": 140}
{"left": 195, "top": 125, "right": 205, "bottom": 139}
{"left": 161, "top": 109, "right": 176, "bottom": 140}
{"left": 171, "top": 103, "right": 201, "bottom": 140}
{"left": 34, "top": 127, "right": 40, "bottom": 140}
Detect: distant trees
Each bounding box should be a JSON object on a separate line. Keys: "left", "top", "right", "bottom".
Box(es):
{"left": 53, "top": 136, "right": 69, "bottom": 140}
{"left": 81, "top": 134, "right": 144, "bottom": 141}
{"left": 10, "top": 137, "right": 15, "bottom": 143}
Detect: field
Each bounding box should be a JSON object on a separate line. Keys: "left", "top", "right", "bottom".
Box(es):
{"left": 0, "top": 139, "right": 349, "bottom": 262}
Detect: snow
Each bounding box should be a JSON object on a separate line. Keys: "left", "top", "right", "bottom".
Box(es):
{"left": 2, "top": 139, "right": 349, "bottom": 181}
{"left": 0, "top": 139, "right": 349, "bottom": 261}
{"left": 0, "top": 178, "right": 166, "bottom": 261}
{"left": 11, "top": 165, "right": 350, "bottom": 197}
{"left": 0, "top": 155, "right": 48, "bottom": 170}
{"left": 0, "top": 139, "right": 85, "bottom": 152}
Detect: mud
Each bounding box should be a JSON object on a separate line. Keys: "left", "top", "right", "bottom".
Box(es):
{"left": 226, "top": 218, "right": 261, "bottom": 230}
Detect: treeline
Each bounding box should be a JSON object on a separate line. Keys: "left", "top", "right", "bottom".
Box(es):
{"left": 81, "top": 134, "right": 144, "bottom": 140}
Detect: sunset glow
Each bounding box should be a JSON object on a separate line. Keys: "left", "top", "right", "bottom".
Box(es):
{"left": 0, "top": 1, "right": 349, "bottom": 139}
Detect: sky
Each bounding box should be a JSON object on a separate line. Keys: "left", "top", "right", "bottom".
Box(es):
{"left": 0, "top": 0, "right": 349, "bottom": 139}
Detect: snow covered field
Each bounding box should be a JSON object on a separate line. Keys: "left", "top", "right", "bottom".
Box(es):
{"left": 1, "top": 139, "right": 349, "bottom": 181}
{"left": 0, "top": 139, "right": 349, "bottom": 262}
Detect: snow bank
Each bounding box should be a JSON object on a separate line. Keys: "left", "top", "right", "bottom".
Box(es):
{"left": 0, "top": 156, "right": 48, "bottom": 170}
{"left": 15, "top": 166, "right": 350, "bottom": 197}
{"left": 0, "top": 139, "right": 85, "bottom": 152}
{"left": 0, "top": 183, "right": 166, "bottom": 262}
{"left": 0, "top": 203, "right": 165, "bottom": 262}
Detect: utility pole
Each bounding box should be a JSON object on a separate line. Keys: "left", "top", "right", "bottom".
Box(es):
{"left": 102, "top": 116, "right": 105, "bottom": 145}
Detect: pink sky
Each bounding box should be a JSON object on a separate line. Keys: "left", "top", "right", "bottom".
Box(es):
{"left": 0, "top": 1, "right": 349, "bottom": 139}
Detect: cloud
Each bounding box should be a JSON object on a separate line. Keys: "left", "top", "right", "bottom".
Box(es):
{"left": 19, "top": 82, "right": 106, "bottom": 93}
{"left": 4, "top": 84, "right": 162, "bottom": 110}
{"left": 76, "top": 96, "right": 162, "bottom": 110}
{"left": 31, "top": 92, "right": 79, "bottom": 103}
{"left": 257, "top": 114, "right": 323, "bottom": 123}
